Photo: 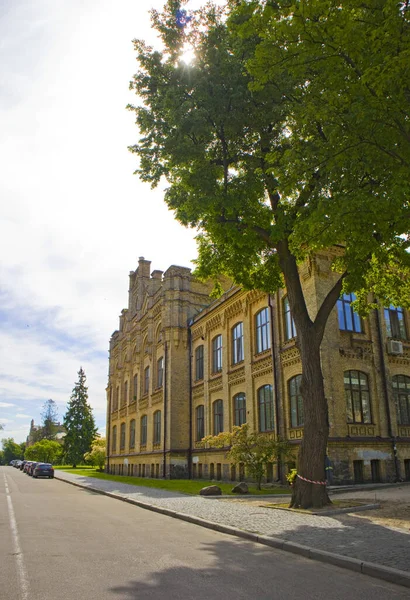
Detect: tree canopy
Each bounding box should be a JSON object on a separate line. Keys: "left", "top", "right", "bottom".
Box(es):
{"left": 63, "top": 368, "right": 97, "bottom": 468}
{"left": 40, "top": 399, "right": 59, "bottom": 440}
{"left": 129, "top": 0, "right": 410, "bottom": 507}
{"left": 25, "top": 439, "right": 63, "bottom": 464}
{"left": 84, "top": 437, "right": 106, "bottom": 471}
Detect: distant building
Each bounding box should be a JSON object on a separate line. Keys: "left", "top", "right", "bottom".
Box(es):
{"left": 26, "top": 419, "right": 66, "bottom": 446}
{"left": 106, "top": 252, "right": 410, "bottom": 484}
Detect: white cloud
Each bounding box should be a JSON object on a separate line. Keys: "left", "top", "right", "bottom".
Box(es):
{"left": 0, "top": 402, "right": 16, "bottom": 408}
{"left": 16, "top": 414, "right": 32, "bottom": 419}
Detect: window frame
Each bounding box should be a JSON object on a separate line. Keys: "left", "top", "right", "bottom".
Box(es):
{"left": 233, "top": 392, "right": 246, "bottom": 427}
{"left": 144, "top": 366, "right": 150, "bottom": 395}
{"left": 255, "top": 308, "right": 271, "bottom": 353}
{"left": 344, "top": 370, "right": 372, "bottom": 424}
{"left": 337, "top": 293, "right": 362, "bottom": 333}
{"left": 213, "top": 399, "right": 224, "bottom": 435}
{"left": 384, "top": 305, "right": 407, "bottom": 340}
{"left": 393, "top": 374, "right": 410, "bottom": 425}
{"left": 258, "top": 384, "right": 275, "bottom": 432}
{"left": 120, "top": 422, "right": 126, "bottom": 450}
{"left": 195, "top": 345, "right": 204, "bottom": 380}
{"left": 212, "top": 334, "right": 223, "bottom": 373}
{"left": 289, "top": 375, "right": 304, "bottom": 428}
{"left": 132, "top": 374, "right": 138, "bottom": 402}
{"left": 231, "top": 322, "right": 244, "bottom": 365}
{"left": 283, "top": 297, "right": 297, "bottom": 340}
{"left": 112, "top": 425, "right": 117, "bottom": 452}
{"left": 140, "top": 415, "right": 148, "bottom": 445}
{"left": 157, "top": 357, "right": 164, "bottom": 388}
{"left": 129, "top": 419, "right": 136, "bottom": 449}
{"left": 196, "top": 404, "right": 205, "bottom": 441}
{"left": 153, "top": 410, "right": 161, "bottom": 444}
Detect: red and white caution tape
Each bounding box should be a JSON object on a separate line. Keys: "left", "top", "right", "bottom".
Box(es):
{"left": 296, "top": 474, "right": 327, "bottom": 486}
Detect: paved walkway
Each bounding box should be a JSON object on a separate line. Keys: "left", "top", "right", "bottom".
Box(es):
{"left": 55, "top": 471, "right": 410, "bottom": 577}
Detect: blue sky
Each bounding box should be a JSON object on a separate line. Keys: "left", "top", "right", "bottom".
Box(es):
{"left": 0, "top": 0, "right": 210, "bottom": 443}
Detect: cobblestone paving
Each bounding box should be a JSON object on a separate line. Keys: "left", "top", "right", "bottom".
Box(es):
{"left": 55, "top": 472, "right": 410, "bottom": 573}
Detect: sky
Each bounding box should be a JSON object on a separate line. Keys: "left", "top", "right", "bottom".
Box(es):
{"left": 0, "top": 0, "right": 212, "bottom": 444}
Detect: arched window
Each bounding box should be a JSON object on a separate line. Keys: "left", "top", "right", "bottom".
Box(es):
{"left": 212, "top": 335, "right": 222, "bottom": 373}
{"left": 283, "top": 297, "right": 297, "bottom": 340}
{"left": 132, "top": 374, "right": 138, "bottom": 402}
{"left": 213, "top": 400, "right": 223, "bottom": 435}
{"left": 153, "top": 411, "right": 161, "bottom": 444}
{"left": 384, "top": 305, "right": 407, "bottom": 340}
{"left": 140, "top": 415, "right": 148, "bottom": 445}
{"left": 233, "top": 393, "right": 246, "bottom": 426}
{"left": 124, "top": 381, "right": 128, "bottom": 406}
{"left": 114, "top": 386, "right": 119, "bottom": 411}
{"left": 344, "top": 370, "right": 371, "bottom": 424}
{"left": 120, "top": 422, "right": 126, "bottom": 450}
{"left": 112, "top": 425, "right": 117, "bottom": 452}
{"left": 289, "top": 375, "right": 303, "bottom": 427}
{"left": 337, "top": 293, "right": 362, "bottom": 332}
{"left": 129, "top": 419, "right": 136, "bottom": 449}
{"left": 393, "top": 375, "right": 410, "bottom": 425}
{"left": 157, "top": 357, "right": 164, "bottom": 388}
{"left": 196, "top": 405, "right": 205, "bottom": 441}
{"left": 232, "top": 322, "right": 244, "bottom": 364}
{"left": 258, "top": 385, "right": 274, "bottom": 432}
{"left": 144, "top": 366, "right": 150, "bottom": 395}
{"left": 195, "top": 345, "right": 204, "bottom": 380}
{"left": 255, "top": 308, "right": 271, "bottom": 353}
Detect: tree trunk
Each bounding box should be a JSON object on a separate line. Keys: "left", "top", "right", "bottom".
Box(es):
{"left": 290, "top": 340, "right": 331, "bottom": 509}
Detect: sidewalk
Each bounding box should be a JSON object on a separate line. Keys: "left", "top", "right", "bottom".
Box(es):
{"left": 54, "top": 471, "right": 410, "bottom": 587}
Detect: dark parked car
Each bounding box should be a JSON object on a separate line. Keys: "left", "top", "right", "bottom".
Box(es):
{"left": 24, "top": 461, "right": 33, "bottom": 473}
{"left": 20, "top": 460, "right": 27, "bottom": 471}
{"left": 32, "top": 463, "right": 54, "bottom": 479}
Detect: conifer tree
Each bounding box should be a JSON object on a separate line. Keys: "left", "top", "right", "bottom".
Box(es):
{"left": 63, "top": 368, "right": 97, "bottom": 468}
{"left": 41, "top": 399, "right": 59, "bottom": 440}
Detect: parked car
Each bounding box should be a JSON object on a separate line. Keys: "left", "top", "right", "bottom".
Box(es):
{"left": 20, "top": 460, "right": 27, "bottom": 471}
{"left": 9, "top": 460, "right": 17, "bottom": 466}
{"left": 14, "top": 460, "right": 22, "bottom": 468}
{"left": 32, "top": 463, "right": 54, "bottom": 479}
{"left": 23, "top": 461, "right": 33, "bottom": 473}
{"left": 27, "top": 462, "right": 39, "bottom": 476}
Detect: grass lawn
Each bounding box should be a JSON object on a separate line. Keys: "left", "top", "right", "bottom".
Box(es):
{"left": 54, "top": 466, "right": 290, "bottom": 496}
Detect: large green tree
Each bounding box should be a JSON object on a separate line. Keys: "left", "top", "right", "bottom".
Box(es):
{"left": 128, "top": 0, "right": 410, "bottom": 507}
{"left": 24, "top": 439, "right": 63, "bottom": 464}
{"left": 63, "top": 368, "right": 97, "bottom": 468}
{"left": 2, "top": 438, "right": 24, "bottom": 463}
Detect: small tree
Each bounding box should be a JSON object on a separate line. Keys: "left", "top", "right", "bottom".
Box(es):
{"left": 40, "top": 399, "right": 59, "bottom": 440}
{"left": 63, "top": 368, "right": 97, "bottom": 468}
{"left": 203, "top": 424, "right": 293, "bottom": 490}
{"left": 24, "top": 439, "right": 63, "bottom": 464}
{"left": 84, "top": 438, "right": 106, "bottom": 471}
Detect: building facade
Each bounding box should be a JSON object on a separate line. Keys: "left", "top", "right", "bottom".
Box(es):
{"left": 106, "top": 252, "right": 410, "bottom": 484}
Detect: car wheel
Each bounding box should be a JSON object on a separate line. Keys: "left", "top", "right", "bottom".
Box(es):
{"left": 33, "top": 475, "right": 37, "bottom": 478}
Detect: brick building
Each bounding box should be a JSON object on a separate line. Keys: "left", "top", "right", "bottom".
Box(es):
{"left": 106, "top": 252, "right": 410, "bottom": 484}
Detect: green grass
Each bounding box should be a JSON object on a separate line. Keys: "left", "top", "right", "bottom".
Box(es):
{"left": 54, "top": 466, "right": 290, "bottom": 496}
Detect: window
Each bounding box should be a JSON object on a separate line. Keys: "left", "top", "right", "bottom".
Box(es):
{"left": 337, "top": 293, "right": 362, "bottom": 332}
{"left": 213, "top": 399, "right": 223, "bottom": 435}
{"left": 153, "top": 411, "right": 161, "bottom": 444}
{"left": 232, "top": 322, "right": 244, "bottom": 364}
{"left": 144, "top": 366, "right": 150, "bottom": 395}
{"left": 212, "top": 335, "right": 222, "bottom": 373}
{"left": 289, "top": 375, "right": 304, "bottom": 427}
{"left": 256, "top": 308, "right": 271, "bottom": 353}
{"left": 114, "top": 386, "right": 119, "bottom": 411}
{"left": 344, "top": 370, "right": 372, "bottom": 424}
{"left": 124, "top": 381, "right": 128, "bottom": 405}
{"left": 393, "top": 375, "right": 410, "bottom": 425}
{"left": 196, "top": 405, "right": 205, "bottom": 441}
{"left": 133, "top": 374, "right": 138, "bottom": 402}
{"left": 120, "top": 422, "right": 126, "bottom": 450}
{"left": 258, "top": 384, "right": 274, "bottom": 432}
{"left": 129, "top": 419, "right": 136, "bottom": 449}
{"left": 233, "top": 393, "right": 246, "bottom": 426}
{"left": 283, "top": 297, "right": 297, "bottom": 340}
{"left": 140, "top": 415, "right": 147, "bottom": 445}
{"left": 112, "top": 425, "right": 117, "bottom": 452}
{"left": 195, "top": 345, "right": 204, "bottom": 380}
{"left": 157, "top": 357, "right": 164, "bottom": 388}
{"left": 384, "top": 305, "right": 407, "bottom": 340}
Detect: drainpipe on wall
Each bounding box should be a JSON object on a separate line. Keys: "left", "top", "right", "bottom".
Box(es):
{"left": 268, "top": 293, "right": 283, "bottom": 482}
{"left": 188, "top": 324, "right": 193, "bottom": 480}
{"left": 163, "top": 341, "right": 168, "bottom": 479}
{"left": 375, "top": 302, "right": 400, "bottom": 481}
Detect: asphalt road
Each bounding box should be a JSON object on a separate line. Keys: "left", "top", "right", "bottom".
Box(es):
{"left": 1, "top": 466, "right": 408, "bottom": 600}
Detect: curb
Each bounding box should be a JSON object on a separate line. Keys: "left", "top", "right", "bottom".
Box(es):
{"left": 55, "top": 474, "right": 410, "bottom": 589}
